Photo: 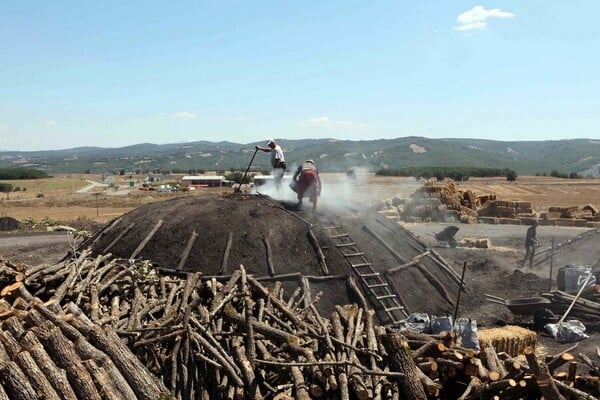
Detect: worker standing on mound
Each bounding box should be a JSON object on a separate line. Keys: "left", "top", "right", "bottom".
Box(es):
{"left": 292, "top": 159, "right": 322, "bottom": 212}
{"left": 255, "top": 139, "right": 286, "bottom": 190}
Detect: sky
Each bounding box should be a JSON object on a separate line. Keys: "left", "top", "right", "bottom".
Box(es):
{"left": 1, "top": 1, "right": 599, "bottom": 151}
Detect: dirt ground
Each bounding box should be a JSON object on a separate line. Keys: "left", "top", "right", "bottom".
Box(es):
{"left": 2, "top": 174, "right": 600, "bottom": 374}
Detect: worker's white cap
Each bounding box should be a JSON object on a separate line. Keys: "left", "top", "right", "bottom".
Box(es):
{"left": 306, "top": 159, "right": 314, "bottom": 164}
{"left": 267, "top": 139, "right": 275, "bottom": 145}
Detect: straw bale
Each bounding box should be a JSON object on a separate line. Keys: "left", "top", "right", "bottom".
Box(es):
{"left": 478, "top": 325, "right": 537, "bottom": 357}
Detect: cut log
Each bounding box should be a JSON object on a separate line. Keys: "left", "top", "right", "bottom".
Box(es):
{"left": 19, "top": 331, "right": 78, "bottom": 400}
{"left": 177, "top": 229, "right": 199, "bottom": 270}
{"left": 0, "top": 360, "right": 40, "bottom": 400}
{"left": 380, "top": 333, "right": 428, "bottom": 400}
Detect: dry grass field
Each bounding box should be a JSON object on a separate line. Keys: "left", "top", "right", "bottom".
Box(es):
{"left": 1, "top": 174, "right": 598, "bottom": 226}
{"left": 454, "top": 176, "right": 600, "bottom": 211}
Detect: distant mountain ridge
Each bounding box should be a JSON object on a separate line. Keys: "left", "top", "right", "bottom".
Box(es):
{"left": 1, "top": 137, "right": 599, "bottom": 177}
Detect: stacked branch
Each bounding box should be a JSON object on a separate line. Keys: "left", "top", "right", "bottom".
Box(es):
{"left": 541, "top": 290, "right": 600, "bottom": 323}
{"left": 1, "top": 255, "right": 599, "bottom": 399}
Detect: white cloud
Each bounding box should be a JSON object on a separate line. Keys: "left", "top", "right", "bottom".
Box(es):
{"left": 300, "top": 116, "right": 368, "bottom": 129}
{"left": 173, "top": 112, "right": 196, "bottom": 119}
{"left": 0, "top": 124, "right": 7, "bottom": 129}
{"left": 454, "top": 6, "right": 515, "bottom": 31}
{"left": 45, "top": 120, "right": 57, "bottom": 126}
{"left": 234, "top": 116, "right": 246, "bottom": 122}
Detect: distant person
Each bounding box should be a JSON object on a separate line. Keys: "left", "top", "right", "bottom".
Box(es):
{"left": 523, "top": 220, "right": 539, "bottom": 268}
{"left": 292, "top": 159, "right": 322, "bottom": 212}
{"left": 255, "top": 139, "right": 286, "bottom": 189}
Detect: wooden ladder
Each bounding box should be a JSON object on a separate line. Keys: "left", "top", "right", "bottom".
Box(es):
{"left": 323, "top": 225, "right": 408, "bottom": 323}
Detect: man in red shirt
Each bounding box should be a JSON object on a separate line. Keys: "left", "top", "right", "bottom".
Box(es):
{"left": 292, "top": 159, "right": 322, "bottom": 212}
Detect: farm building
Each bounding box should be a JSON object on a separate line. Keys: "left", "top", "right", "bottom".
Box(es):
{"left": 181, "top": 175, "right": 226, "bottom": 188}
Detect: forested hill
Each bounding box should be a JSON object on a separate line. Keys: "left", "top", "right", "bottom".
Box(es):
{"left": 1, "top": 137, "right": 599, "bottom": 177}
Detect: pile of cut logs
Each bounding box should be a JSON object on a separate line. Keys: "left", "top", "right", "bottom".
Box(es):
{"left": 1, "top": 252, "right": 599, "bottom": 399}
{"left": 542, "top": 290, "right": 600, "bottom": 328}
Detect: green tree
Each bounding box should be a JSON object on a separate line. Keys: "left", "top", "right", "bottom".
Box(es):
{"left": 0, "top": 182, "right": 14, "bottom": 199}
{"left": 506, "top": 170, "right": 518, "bottom": 181}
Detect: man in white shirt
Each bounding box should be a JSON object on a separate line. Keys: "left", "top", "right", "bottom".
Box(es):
{"left": 255, "top": 139, "right": 286, "bottom": 189}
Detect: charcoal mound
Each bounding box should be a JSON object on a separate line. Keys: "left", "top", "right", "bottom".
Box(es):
{"left": 82, "top": 193, "right": 468, "bottom": 321}
{"left": 0, "top": 217, "right": 21, "bottom": 231}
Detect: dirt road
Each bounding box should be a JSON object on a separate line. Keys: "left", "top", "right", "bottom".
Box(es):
{"left": 0, "top": 232, "right": 73, "bottom": 265}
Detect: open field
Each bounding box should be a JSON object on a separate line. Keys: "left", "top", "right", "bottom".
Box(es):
{"left": 1, "top": 174, "right": 598, "bottom": 225}
{"left": 455, "top": 176, "right": 600, "bottom": 211}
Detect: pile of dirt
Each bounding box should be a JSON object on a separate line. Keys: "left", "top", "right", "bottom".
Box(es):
{"left": 0, "top": 216, "right": 21, "bottom": 231}
{"left": 82, "top": 193, "right": 470, "bottom": 322}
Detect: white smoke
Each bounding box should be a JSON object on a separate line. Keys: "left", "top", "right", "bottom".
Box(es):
{"left": 252, "top": 165, "right": 420, "bottom": 214}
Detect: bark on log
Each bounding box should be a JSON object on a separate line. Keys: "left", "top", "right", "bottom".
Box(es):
{"left": 19, "top": 331, "right": 78, "bottom": 400}
{"left": 83, "top": 359, "right": 127, "bottom": 400}
{"left": 34, "top": 324, "right": 103, "bottom": 400}
{"left": 536, "top": 371, "right": 566, "bottom": 400}
{"left": 554, "top": 377, "right": 599, "bottom": 400}
{"left": 73, "top": 335, "right": 138, "bottom": 400}
{"left": 291, "top": 366, "right": 311, "bottom": 400}
{"left": 387, "top": 251, "right": 431, "bottom": 274}
{"left": 524, "top": 346, "right": 540, "bottom": 375}
{"left": 130, "top": 219, "right": 163, "bottom": 259}
{"left": 307, "top": 228, "right": 329, "bottom": 275}
{"left": 262, "top": 233, "right": 276, "bottom": 276}
{"left": 220, "top": 232, "right": 234, "bottom": 274}
{"left": 14, "top": 350, "right": 61, "bottom": 400}
{"left": 547, "top": 351, "right": 575, "bottom": 375}
{"left": 380, "top": 333, "right": 428, "bottom": 400}
{"left": 0, "top": 360, "right": 40, "bottom": 400}
{"left": 347, "top": 275, "right": 369, "bottom": 310}
{"left": 482, "top": 343, "right": 507, "bottom": 379}
{"left": 232, "top": 337, "right": 263, "bottom": 399}
{"left": 176, "top": 229, "right": 199, "bottom": 271}
{"left": 62, "top": 306, "right": 169, "bottom": 400}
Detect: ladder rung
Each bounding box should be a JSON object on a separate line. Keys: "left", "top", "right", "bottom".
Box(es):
{"left": 343, "top": 252, "right": 365, "bottom": 257}
{"left": 322, "top": 226, "right": 341, "bottom": 230}
{"left": 351, "top": 263, "right": 372, "bottom": 268}
{"left": 336, "top": 243, "right": 356, "bottom": 248}
{"left": 366, "top": 283, "right": 388, "bottom": 289}
{"left": 330, "top": 233, "right": 349, "bottom": 238}
{"left": 384, "top": 306, "right": 404, "bottom": 313}
{"left": 359, "top": 272, "right": 380, "bottom": 278}
{"left": 376, "top": 294, "right": 396, "bottom": 300}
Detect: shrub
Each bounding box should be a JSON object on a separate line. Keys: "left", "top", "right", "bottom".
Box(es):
{"left": 506, "top": 170, "right": 518, "bottom": 181}
{"left": 0, "top": 183, "right": 13, "bottom": 199}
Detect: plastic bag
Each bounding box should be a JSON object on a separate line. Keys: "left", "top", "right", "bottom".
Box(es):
{"left": 430, "top": 315, "right": 453, "bottom": 334}
{"left": 400, "top": 313, "right": 431, "bottom": 333}
{"left": 545, "top": 320, "right": 589, "bottom": 343}
{"left": 454, "top": 318, "right": 481, "bottom": 351}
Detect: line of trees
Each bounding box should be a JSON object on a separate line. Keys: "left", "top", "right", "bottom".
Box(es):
{"left": 375, "top": 166, "right": 518, "bottom": 181}
{"left": 535, "top": 170, "right": 581, "bottom": 179}
{"left": 0, "top": 168, "right": 49, "bottom": 179}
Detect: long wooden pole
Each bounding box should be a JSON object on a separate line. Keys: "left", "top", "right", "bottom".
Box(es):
{"left": 236, "top": 148, "right": 258, "bottom": 192}
{"left": 548, "top": 237, "right": 554, "bottom": 291}
{"left": 452, "top": 261, "right": 468, "bottom": 329}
